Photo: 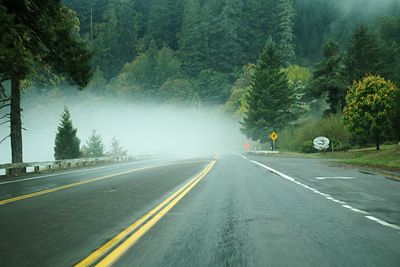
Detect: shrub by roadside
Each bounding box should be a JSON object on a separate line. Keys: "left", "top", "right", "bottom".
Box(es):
{"left": 279, "top": 114, "right": 350, "bottom": 153}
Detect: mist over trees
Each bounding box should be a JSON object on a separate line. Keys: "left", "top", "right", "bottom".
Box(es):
{"left": 58, "top": 0, "right": 400, "bottom": 113}
{"left": 0, "top": 0, "right": 92, "bottom": 164}
{"left": 81, "top": 130, "right": 105, "bottom": 158}
{"left": 1, "top": 0, "right": 400, "bottom": 162}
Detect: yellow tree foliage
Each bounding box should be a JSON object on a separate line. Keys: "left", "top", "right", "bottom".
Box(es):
{"left": 344, "top": 75, "right": 399, "bottom": 150}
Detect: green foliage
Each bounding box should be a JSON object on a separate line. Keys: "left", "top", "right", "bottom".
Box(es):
{"left": 158, "top": 79, "right": 194, "bottom": 105}
{"left": 284, "top": 64, "right": 312, "bottom": 118}
{"left": 224, "top": 64, "right": 255, "bottom": 118}
{"left": 146, "top": 0, "right": 184, "bottom": 50}
{"left": 285, "top": 65, "right": 312, "bottom": 92}
{"left": 344, "top": 75, "right": 399, "bottom": 150}
{"left": 92, "top": 0, "right": 141, "bottom": 80}
{"left": 294, "top": 0, "right": 340, "bottom": 64}
{"left": 54, "top": 107, "right": 81, "bottom": 160}
{"left": 379, "top": 17, "right": 400, "bottom": 86}
{"left": 202, "top": 0, "right": 246, "bottom": 73}
{"left": 194, "top": 69, "right": 232, "bottom": 104}
{"left": 299, "top": 140, "right": 317, "bottom": 154}
{"left": 81, "top": 130, "right": 105, "bottom": 158}
{"left": 241, "top": 40, "right": 295, "bottom": 143}
{"left": 344, "top": 25, "right": 383, "bottom": 83}
{"left": 311, "top": 40, "right": 347, "bottom": 114}
{"left": 1, "top": 2, "right": 92, "bottom": 86}
{"left": 279, "top": 113, "right": 350, "bottom": 152}
{"left": 85, "top": 68, "right": 108, "bottom": 95}
{"left": 276, "top": 0, "right": 296, "bottom": 65}
{"left": 178, "top": 0, "right": 207, "bottom": 76}
{"left": 115, "top": 43, "right": 181, "bottom": 99}
{"left": 380, "top": 16, "right": 400, "bottom": 43}
{"left": 1, "top": 1, "right": 92, "bottom": 163}
{"left": 60, "top": 0, "right": 400, "bottom": 81}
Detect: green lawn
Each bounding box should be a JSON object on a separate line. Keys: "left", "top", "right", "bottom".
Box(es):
{"left": 321, "top": 145, "right": 400, "bottom": 171}
{"left": 277, "top": 145, "right": 400, "bottom": 172}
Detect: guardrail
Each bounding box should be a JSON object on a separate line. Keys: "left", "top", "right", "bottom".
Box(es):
{"left": 0, "top": 154, "right": 154, "bottom": 177}
{"left": 247, "top": 150, "right": 280, "bottom": 155}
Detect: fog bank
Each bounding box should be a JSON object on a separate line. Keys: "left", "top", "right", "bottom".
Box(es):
{"left": 0, "top": 97, "right": 244, "bottom": 164}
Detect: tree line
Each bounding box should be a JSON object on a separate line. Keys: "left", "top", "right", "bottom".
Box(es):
{"left": 1, "top": 0, "right": 400, "bottom": 166}
{"left": 241, "top": 21, "right": 400, "bottom": 150}
{"left": 54, "top": 107, "right": 127, "bottom": 159}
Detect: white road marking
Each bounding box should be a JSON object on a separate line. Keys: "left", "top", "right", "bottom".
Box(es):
{"left": 181, "top": 155, "right": 200, "bottom": 160}
{"left": 325, "top": 196, "right": 346, "bottom": 204}
{"left": 316, "top": 176, "right": 356, "bottom": 180}
{"left": 251, "top": 161, "right": 295, "bottom": 182}
{"left": 250, "top": 160, "right": 400, "bottom": 232}
{"left": 365, "top": 216, "right": 400, "bottom": 230}
{"left": 232, "top": 152, "right": 247, "bottom": 160}
{"left": 341, "top": 205, "right": 369, "bottom": 214}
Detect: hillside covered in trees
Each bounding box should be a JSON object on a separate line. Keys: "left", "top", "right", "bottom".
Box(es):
{"left": 57, "top": 0, "right": 400, "bottom": 105}
{"left": 1, "top": 0, "right": 400, "bottom": 163}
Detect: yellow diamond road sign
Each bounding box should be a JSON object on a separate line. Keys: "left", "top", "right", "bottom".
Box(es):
{"left": 269, "top": 131, "right": 278, "bottom": 141}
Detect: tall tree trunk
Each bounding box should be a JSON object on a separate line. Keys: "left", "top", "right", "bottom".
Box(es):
{"left": 376, "top": 132, "right": 380, "bottom": 151}
{"left": 11, "top": 76, "right": 23, "bottom": 164}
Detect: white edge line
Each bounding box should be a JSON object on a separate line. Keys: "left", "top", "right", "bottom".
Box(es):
{"left": 181, "top": 155, "right": 200, "bottom": 160}
{"left": 341, "top": 205, "right": 369, "bottom": 214}
{"left": 316, "top": 177, "right": 356, "bottom": 180}
{"left": 250, "top": 160, "right": 400, "bottom": 231}
{"left": 232, "top": 152, "right": 246, "bottom": 160}
{"left": 365, "top": 216, "right": 400, "bottom": 230}
{"left": 251, "top": 160, "right": 295, "bottom": 182}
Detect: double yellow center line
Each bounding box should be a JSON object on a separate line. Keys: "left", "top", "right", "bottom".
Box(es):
{"left": 0, "top": 161, "right": 207, "bottom": 206}
{"left": 75, "top": 159, "right": 217, "bottom": 267}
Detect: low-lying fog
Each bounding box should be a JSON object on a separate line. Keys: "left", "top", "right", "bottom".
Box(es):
{"left": 0, "top": 95, "right": 245, "bottom": 164}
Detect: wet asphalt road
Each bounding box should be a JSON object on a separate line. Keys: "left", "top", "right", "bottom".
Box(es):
{"left": 0, "top": 153, "right": 399, "bottom": 266}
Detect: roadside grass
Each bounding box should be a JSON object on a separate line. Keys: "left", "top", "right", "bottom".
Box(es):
{"left": 323, "top": 144, "right": 400, "bottom": 171}
{"left": 275, "top": 145, "right": 400, "bottom": 172}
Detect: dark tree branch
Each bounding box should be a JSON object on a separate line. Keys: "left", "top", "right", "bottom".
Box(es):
{"left": 0, "top": 113, "right": 11, "bottom": 120}
{"left": 0, "top": 135, "right": 10, "bottom": 144}
{"left": 0, "top": 82, "right": 8, "bottom": 99}
{"left": 0, "top": 120, "right": 10, "bottom": 126}
{"left": 0, "top": 103, "right": 11, "bottom": 109}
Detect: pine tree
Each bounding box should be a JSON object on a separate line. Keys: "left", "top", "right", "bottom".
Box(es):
{"left": 310, "top": 40, "right": 347, "bottom": 114}
{"left": 1, "top": 1, "right": 92, "bottom": 164}
{"left": 242, "top": 0, "right": 275, "bottom": 63}
{"left": 293, "top": 0, "right": 339, "bottom": 64}
{"left": 146, "top": 0, "right": 184, "bottom": 50}
{"left": 178, "top": 0, "right": 207, "bottom": 76}
{"left": 344, "top": 25, "right": 383, "bottom": 83}
{"left": 108, "top": 137, "right": 127, "bottom": 157}
{"left": 203, "top": 0, "right": 245, "bottom": 73}
{"left": 54, "top": 107, "right": 81, "bottom": 160}
{"left": 276, "top": 0, "right": 296, "bottom": 65}
{"left": 379, "top": 17, "right": 400, "bottom": 86}
{"left": 241, "top": 39, "right": 295, "bottom": 143}
{"left": 93, "top": 0, "right": 141, "bottom": 80}
{"left": 82, "top": 130, "right": 105, "bottom": 158}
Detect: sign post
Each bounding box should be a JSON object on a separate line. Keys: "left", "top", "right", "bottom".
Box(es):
{"left": 243, "top": 142, "right": 250, "bottom": 151}
{"left": 269, "top": 131, "right": 278, "bottom": 151}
